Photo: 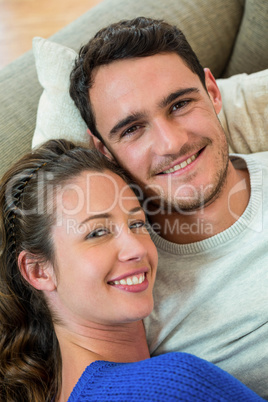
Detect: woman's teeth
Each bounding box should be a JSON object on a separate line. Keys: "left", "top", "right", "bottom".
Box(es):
{"left": 111, "top": 273, "right": 145, "bottom": 286}
{"left": 162, "top": 152, "right": 198, "bottom": 174}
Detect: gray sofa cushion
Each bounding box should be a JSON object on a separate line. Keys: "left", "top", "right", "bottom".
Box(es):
{"left": 224, "top": 0, "right": 268, "bottom": 77}
{"left": 50, "top": 0, "right": 244, "bottom": 77}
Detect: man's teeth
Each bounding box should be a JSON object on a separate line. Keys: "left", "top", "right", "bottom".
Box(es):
{"left": 162, "top": 153, "right": 198, "bottom": 174}
{"left": 112, "top": 273, "right": 145, "bottom": 286}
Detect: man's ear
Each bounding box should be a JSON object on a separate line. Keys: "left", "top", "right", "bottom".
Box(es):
{"left": 18, "top": 250, "right": 57, "bottom": 292}
{"left": 204, "top": 68, "right": 222, "bottom": 115}
{"left": 87, "top": 129, "right": 114, "bottom": 161}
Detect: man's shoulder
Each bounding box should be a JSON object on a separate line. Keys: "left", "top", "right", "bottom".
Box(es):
{"left": 231, "top": 151, "right": 268, "bottom": 161}
{"left": 230, "top": 151, "right": 268, "bottom": 170}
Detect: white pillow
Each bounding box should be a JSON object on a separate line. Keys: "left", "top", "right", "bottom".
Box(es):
{"left": 32, "top": 37, "right": 268, "bottom": 154}
{"left": 217, "top": 70, "right": 268, "bottom": 154}
{"left": 32, "top": 37, "right": 88, "bottom": 148}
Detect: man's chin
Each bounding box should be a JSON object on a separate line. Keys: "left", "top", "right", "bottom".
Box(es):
{"left": 142, "top": 183, "right": 225, "bottom": 216}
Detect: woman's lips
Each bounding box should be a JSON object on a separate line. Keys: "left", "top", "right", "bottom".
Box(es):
{"left": 108, "top": 271, "right": 149, "bottom": 293}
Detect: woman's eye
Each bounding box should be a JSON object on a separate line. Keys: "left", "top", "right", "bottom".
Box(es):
{"left": 87, "top": 228, "right": 109, "bottom": 239}
{"left": 171, "top": 100, "right": 190, "bottom": 112}
{"left": 129, "top": 220, "right": 146, "bottom": 230}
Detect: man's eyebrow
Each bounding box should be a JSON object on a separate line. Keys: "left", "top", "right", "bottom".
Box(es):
{"left": 158, "top": 87, "right": 200, "bottom": 109}
{"left": 108, "top": 88, "right": 199, "bottom": 139}
{"left": 109, "top": 112, "right": 146, "bottom": 139}
{"left": 78, "top": 213, "right": 110, "bottom": 228}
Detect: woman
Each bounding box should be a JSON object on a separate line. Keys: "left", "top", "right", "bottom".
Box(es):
{"left": 0, "top": 140, "right": 263, "bottom": 401}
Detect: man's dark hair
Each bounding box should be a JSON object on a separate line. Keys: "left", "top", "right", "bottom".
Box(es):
{"left": 69, "top": 17, "right": 206, "bottom": 142}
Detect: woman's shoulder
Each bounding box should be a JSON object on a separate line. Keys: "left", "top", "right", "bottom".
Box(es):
{"left": 68, "top": 352, "right": 264, "bottom": 401}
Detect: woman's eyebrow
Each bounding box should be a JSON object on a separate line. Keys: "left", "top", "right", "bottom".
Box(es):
{"left": 78, "top": 213, "right": 111, "bottom": 228}
{"left": 128, "top": 206, "right": 144, "bottom": 215}
{"left": 78, "top": 207, "right": 144, "bottom": 228}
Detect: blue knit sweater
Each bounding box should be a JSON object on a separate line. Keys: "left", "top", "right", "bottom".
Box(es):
{"left": 68, "top": 352, "right": 264, "bottom": 401}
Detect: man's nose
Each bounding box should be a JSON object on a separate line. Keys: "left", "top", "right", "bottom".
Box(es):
{"left": 150, "top": 118, "right": 188, "bottom": 156}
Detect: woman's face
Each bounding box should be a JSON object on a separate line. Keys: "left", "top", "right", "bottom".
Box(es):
{"left": 50, "top": 170, "right": 158, "bottom": 327}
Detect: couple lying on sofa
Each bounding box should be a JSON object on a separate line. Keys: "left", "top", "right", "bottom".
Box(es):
{"left": 0, "top": 18, "right": 267, "bottom": 401}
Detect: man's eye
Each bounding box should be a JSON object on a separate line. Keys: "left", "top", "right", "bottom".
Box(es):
{"left": 121, "top": 125, "right": 140, "bottom": 138}
{"left": 171, "top": 100, "right": 190, "bottom": 112}
{"left": 87, "top": 228, "right": 109, "bottom": 238}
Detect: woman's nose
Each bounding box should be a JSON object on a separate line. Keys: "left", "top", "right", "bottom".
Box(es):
{"left": 117, "top": 230, "right": 147, "bottom": 262}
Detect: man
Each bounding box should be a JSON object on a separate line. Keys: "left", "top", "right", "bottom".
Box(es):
{"left": 70, "top": 17, "right": 268, "bottom": 398}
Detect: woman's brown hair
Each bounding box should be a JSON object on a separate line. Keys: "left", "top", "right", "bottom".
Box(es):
{"left": 0, "top": 139, "right": 132, "bottom": 401}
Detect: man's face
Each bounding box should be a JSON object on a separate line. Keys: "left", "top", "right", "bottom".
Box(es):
{"left": 90, "top": 53, "right": 229, "bottom": 213}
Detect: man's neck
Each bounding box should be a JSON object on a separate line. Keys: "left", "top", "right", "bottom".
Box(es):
{"left": 148, "top": 163, "right": 250, "bottom": 244}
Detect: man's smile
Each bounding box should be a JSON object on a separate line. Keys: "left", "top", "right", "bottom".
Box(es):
{"left": 158, "top": 149, "right": 204, "bottom": 175}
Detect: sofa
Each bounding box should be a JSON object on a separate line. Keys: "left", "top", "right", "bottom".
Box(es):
{"left": 0, "top": 0, "right": 267, "bottom": 179}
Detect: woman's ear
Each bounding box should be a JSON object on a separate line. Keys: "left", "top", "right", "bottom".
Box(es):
{"left": 204, "top": 68, "right": 222, "bottom": 115}
{"left": 87, "top": 129, "right": 115, "bottom": 161}
{"left": 18, "top": 250, "right": 57, "bottom": 292}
